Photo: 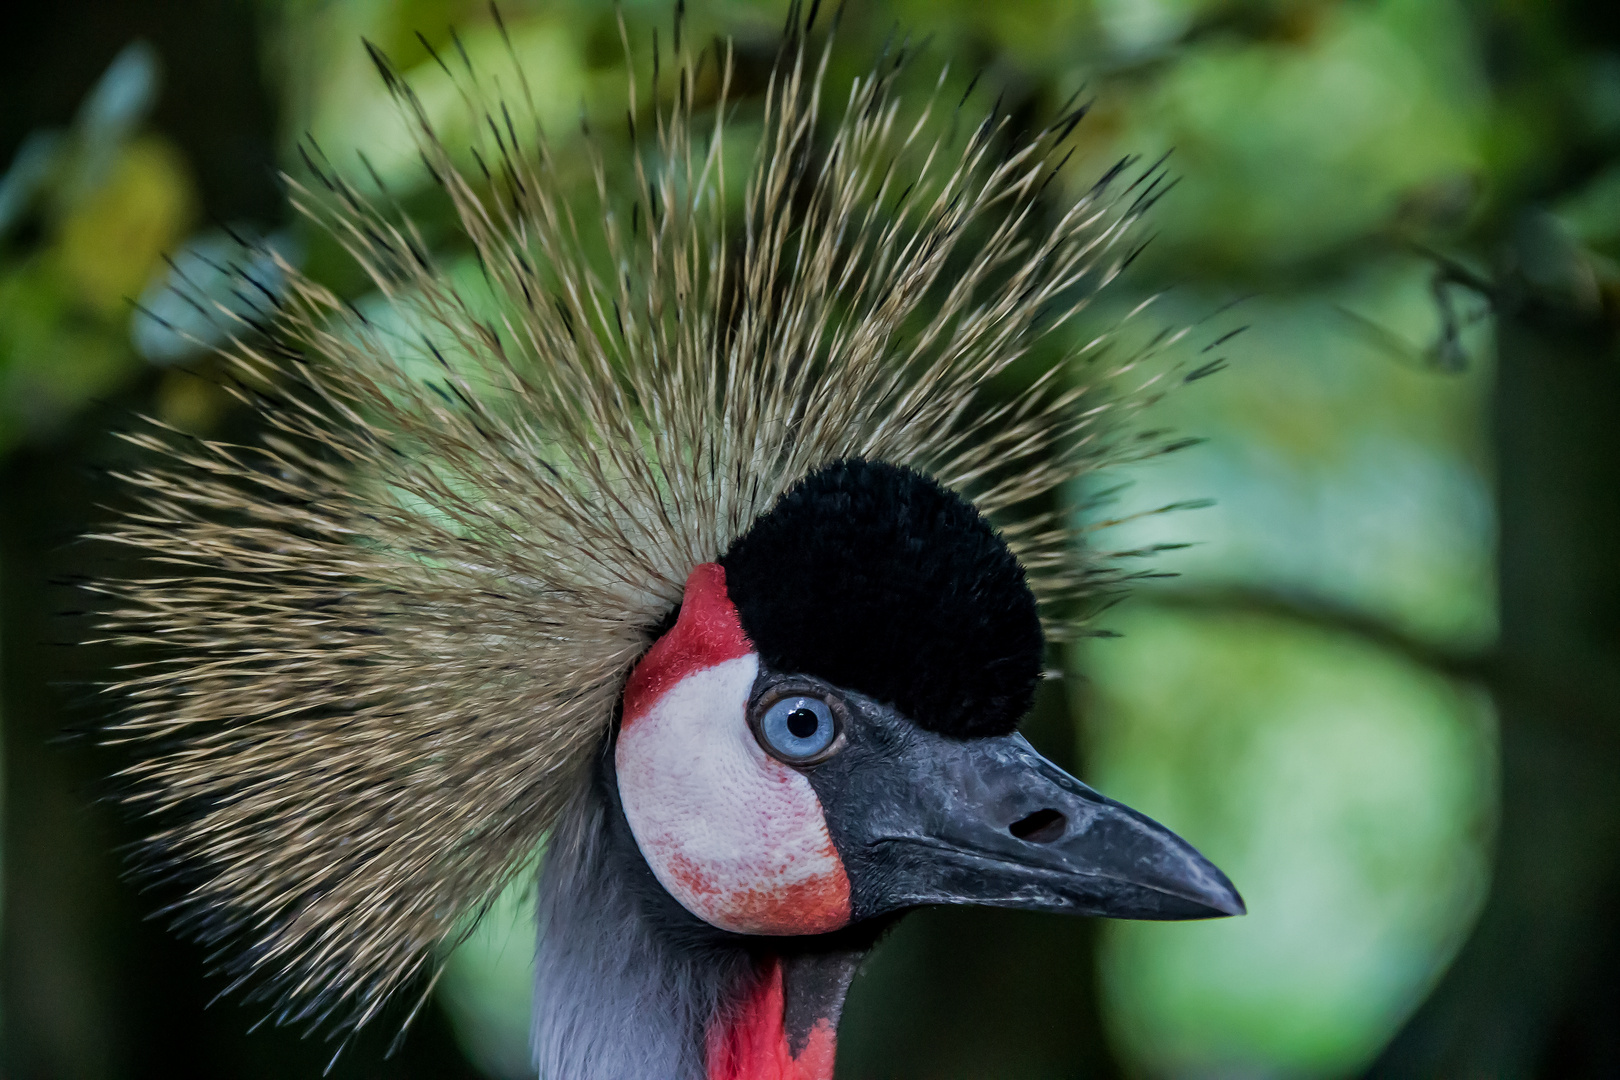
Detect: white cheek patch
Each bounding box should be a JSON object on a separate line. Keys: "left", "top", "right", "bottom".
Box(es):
{"left": 615, "top": 653, "right": 852, "bottom": 935}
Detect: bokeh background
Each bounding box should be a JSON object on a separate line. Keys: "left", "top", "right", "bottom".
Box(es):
{"left": 3, "top": 0, "right": 1617, "bottom": 1077}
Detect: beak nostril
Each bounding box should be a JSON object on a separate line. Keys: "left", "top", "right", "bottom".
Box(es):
{"left": 1009, "top": 808, "right": 1067, "bottom": 844}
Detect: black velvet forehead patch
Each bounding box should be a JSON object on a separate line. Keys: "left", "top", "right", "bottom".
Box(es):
{"left": 718, "top": 458, "right": 1043, "bottom": 738}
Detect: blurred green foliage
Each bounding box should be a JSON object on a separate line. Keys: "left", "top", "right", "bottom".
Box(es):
{"left": 0, "top": 44, "right": 198, "bottom": 451}
{"left": 1083, "top": 609, "right": 1494, "bottom": 1076}
{"left": 7, "top": 0, "right": 1620, "bottom": 1078}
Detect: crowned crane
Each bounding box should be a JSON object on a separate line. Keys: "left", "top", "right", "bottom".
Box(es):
{"left": 97, "top": 8, "right": 1242, "bottom": 1079}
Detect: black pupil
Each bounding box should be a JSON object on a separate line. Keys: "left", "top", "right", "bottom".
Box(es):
{"left": 786, "top": 707, "right": 820, "bottom": 739}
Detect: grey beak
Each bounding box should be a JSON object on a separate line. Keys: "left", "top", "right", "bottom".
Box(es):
{"left": 856, "top": 731, "right": 1245, "bottom": 920}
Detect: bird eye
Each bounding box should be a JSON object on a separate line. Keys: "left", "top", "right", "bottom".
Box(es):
{"left": 756, "top": 695, "right": 840, "bottom": 764}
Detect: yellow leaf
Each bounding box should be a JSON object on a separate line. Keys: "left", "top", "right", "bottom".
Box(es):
{"left": 56, "top": 135, "right": 196, "bottom": 317}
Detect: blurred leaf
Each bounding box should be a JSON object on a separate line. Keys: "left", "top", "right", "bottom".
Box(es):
{"left": 1083, "top": 259, "right": 1496, "bottom": 651}
{"left": 64, "top": 41, "right": 163, "bottom": 203}
{"left": 291, "top": 9, "right": 587, "bottom": 195}
{"left": 1093, "top": 0, "right": 1196, "bottom": 56}
{"left": 1556, "top": 163, "right": 1620, "bottom": 252}
{"left": 132, "top": 226, "right": 299, "bottom": 364}
{"left": 58, "top": 136, "right": 195, "bottom": 317}
{"left": 0, "top": 131, "right": 65, "bottom": 241}
{"left": 0, "top": 41, "right": 162, "bottom": 248}
{"left": 439, "top": 869, "right": 540, "bottom": 1080}
{"left": 1078, "top": 607, "right": 1495, "bottom": 1078}
{"left": 0, "top": 132, "right": 196, "bottom": 451}
{"left": 0, "top": 265, "right": 131, "bottom": 448}
{"left": 1105, "top": 0, "right": 1485, "bottom": 275}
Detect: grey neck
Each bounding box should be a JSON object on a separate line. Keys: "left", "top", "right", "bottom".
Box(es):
{"left": 532, "top": 785, "right": 750, "bottom": 1080}
{"left": 532, "top": 748, "right": 878, "bottom": 1080}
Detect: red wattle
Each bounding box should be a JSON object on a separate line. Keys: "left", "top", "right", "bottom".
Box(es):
{"left": 623, "top": 563, "right": 754, "bottom": 723}
{"left": 705, "top": 959, "right": 837, "bottom": 1080}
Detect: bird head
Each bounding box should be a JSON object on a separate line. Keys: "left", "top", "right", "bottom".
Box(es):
{"left": 97, "top": 16, "right": 1246, "bottom": 1075}
{"left": 614, "top": 459, "right": 1242, "bottom": 940}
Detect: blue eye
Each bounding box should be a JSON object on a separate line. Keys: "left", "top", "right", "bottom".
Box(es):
{"left": 758, "top": 695, "right": 839, "bottom": 763}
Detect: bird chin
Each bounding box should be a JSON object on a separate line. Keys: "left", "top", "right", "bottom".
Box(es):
{"left": 867, "top": 837, "right": 1247, "bottom": 921}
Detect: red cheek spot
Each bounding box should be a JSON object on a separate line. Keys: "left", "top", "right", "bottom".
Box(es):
{"left": 661, "top": 850, "right": 851, "bottom": 936}
{"left": 664, "top": 852, "right": 723, "bottom": 901}
{"left": 623, "top": 564, "right": 752, "bottom": 723}
{"left": 718, "top": 865, "right": 851, "bottom": 937}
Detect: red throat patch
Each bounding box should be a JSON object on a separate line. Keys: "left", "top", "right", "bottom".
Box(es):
{"left": 706, "top": 959, "right": 837, "bottom": 1080}
{"left": 622, "top": 563, "right": 753, "bottom": 723}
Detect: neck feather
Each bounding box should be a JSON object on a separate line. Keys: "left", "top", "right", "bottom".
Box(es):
{"left": 705, "top": 949, "right": 862, "bottom": 1080}
{"left": 533, "top": 767, "right": 864, "bottom": 1080}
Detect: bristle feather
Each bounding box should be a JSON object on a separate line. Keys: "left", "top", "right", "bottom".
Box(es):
{"left": 96, "top": 15, "right": 1183, "bottom": 1037}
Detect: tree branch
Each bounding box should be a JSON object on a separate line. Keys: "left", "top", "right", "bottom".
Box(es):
{"left": 1121, "top": 583, "right": 1496, "bottom": 684}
